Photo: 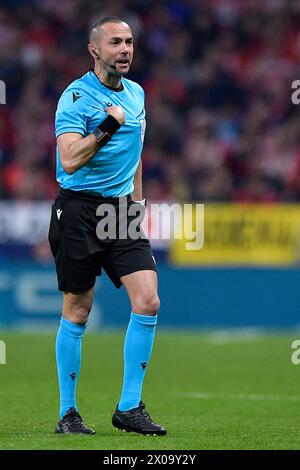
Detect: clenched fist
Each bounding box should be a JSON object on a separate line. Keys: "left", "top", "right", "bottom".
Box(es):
{"left": 105, "top": 105, "right": 125, "bottom": 125}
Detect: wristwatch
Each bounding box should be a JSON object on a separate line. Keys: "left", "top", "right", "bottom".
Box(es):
{"left": 93, "top": 128, "right": 111, "bottom": 145}
{"left": 92, "top": 115, "right": 120, "bottom": 146}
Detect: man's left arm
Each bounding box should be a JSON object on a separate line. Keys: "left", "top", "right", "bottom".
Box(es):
{"left": 132, "top": 158, "right": 143, "bottom": 202}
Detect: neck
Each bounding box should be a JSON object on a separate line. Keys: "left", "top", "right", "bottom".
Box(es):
{"left": 94, "top": 64, "right": 121, "bottom": 90}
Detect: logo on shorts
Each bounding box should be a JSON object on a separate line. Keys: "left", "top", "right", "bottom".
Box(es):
{"left": 141, "top": 362, "right": 147, "bottom": 370}
{"left": 70, "top": 372, "right": 76, "bottom": 380}
{"left": 56, "top": 209, "right": 63, "bottom": 220}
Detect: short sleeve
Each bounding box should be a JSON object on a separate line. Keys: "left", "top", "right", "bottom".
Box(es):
{"left": 55, "top": 89, "right": 87, "bottom": 138}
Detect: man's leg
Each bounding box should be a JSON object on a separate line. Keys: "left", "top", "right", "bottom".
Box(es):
{"left": 118, "top": 270, "right": 159, "bottom": 411}
{"left": 112, "top": 269, "right": 166, "bottom": 435}
{"left": 55, "top": 288, "right": 95, "bottom": 434}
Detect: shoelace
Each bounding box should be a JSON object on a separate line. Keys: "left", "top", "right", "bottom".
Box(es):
{"left": 136, "top": 408, "right": 152, "bottom": 424}
{"left": 68, "top": 413, "right": 84, "bottom": 428}
{"left": 142, "top": 410, "right": 152, "bottom": 422}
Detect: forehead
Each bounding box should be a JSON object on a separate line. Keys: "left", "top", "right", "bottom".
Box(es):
{"left": 100, "top": 22, "right": 132, "bottom": 39}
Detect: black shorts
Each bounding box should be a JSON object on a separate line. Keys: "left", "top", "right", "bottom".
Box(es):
{"left": 48, "top": 188, "right": 157, "bottom": 292}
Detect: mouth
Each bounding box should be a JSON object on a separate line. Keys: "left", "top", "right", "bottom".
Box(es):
{"left": 116, "top": 59, "right": 130, "bottom": 67}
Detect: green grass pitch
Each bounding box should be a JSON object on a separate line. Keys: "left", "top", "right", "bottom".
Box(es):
{"left": 0, "top": 330, "right": 300, "bottom": 450}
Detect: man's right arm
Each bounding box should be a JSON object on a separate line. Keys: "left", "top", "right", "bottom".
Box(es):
{"left": 57, "top": 105, "right": 125, "bottom": 175}
{"left": 57, "top": 132, "right": 99, "bottom": 175}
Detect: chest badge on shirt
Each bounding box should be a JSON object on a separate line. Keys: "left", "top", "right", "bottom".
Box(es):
{"left": 91, "top": 102, "right": 113, "bottom": 112}
{"left": 140, "top": 118, "right": 146, "bottom": 143}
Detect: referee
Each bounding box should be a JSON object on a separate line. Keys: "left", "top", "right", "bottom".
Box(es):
{"left": 48, "top": 17, "right": 166, "bottom": 436}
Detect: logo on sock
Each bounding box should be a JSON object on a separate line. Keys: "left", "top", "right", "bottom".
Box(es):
{"left": 70, "top": 372, "right": 76, "bottom": 380}
{"left": 141, "top": 361, "right": 147, "bottom": 370}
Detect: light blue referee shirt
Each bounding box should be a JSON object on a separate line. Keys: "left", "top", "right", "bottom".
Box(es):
{"left": 55, "top": 70, "right": 146, "bottom": 197}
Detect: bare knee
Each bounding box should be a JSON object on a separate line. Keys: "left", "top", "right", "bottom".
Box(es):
{"left": 65, "top": 306, "right": 90, "bottom": 325}
{"left": 62, "top": 290, "right": 93, "bottom": 325}
{"left": 132, "top": 293, "right": 160, "bottom": 315}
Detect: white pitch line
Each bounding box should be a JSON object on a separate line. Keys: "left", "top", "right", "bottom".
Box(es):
{"left": 177, "top": 392, "right": 300, "bottom": 401}
{"left": 207, "top": 329, "right": 264, "bottom": 345}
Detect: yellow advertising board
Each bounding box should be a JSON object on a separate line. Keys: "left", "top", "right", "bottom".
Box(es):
{"left": 170, "top": 204, "right": 300, "bottom": 265}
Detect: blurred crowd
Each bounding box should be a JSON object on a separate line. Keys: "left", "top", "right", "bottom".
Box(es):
{"left": 1, "top": 0, "right": 300, "bottom": 202}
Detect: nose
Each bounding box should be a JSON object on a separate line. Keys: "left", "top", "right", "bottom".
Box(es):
{"left": 120, "top": 42, "right": 129, "bottom": 55}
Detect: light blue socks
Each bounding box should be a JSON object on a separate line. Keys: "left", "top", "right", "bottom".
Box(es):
{"left": 56, "top": 313, "right": 157, "bottom": 417}
{"left": 55, "top": 317, "right": 86, "bottom": 418}
{"left": 118, "top": 312, "right": 157, "bottom": 411}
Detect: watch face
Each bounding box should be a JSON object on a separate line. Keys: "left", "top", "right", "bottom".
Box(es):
{"left": 98, "top": 131, "right": 111, "bottom": 145}
{"left": 96, "top": 129, "right": 104, "bottom": 142}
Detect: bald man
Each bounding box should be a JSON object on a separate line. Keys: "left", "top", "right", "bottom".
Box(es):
{"left": 48, "top": 16, "right": 166, "bottom": 436}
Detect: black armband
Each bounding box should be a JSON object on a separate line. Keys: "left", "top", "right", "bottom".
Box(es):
{"left": 92, "top": 115, "right": 120, "bottom": 146}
